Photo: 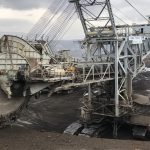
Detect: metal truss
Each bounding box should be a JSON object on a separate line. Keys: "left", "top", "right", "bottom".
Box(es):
{"left": 77, "top": 62, "right": 114, "bottom": 82}
{"left": 69, "top": 0, "right": 150, "bottom": 120}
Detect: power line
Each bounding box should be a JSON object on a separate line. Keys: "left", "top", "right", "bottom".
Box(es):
{"left": 124, "top": 0, "right": 149, "bottom": 22}
{"left": 27, "top": 0, "right": 64, "bottom": 39}
{"left": 111, "top": 4, "right": 133, "bottom": 24}
{"left": 50, "top": 12, "right": 77, "bottom": 50}
{"left": 99, "top": 4, "right": 130, "bottom": 26}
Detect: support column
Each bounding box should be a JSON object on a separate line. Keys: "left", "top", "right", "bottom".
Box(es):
{"left": 113, "top": 119, "right": 119, "bottom": 138}
{"left": 127, "top": 73, "right": 133, "bottom": 105}
{"left": 115, "top": 40, "right": 119, "bottom": 117}
{"left": 88, "top": 83, "right": 92, "bottom": 116}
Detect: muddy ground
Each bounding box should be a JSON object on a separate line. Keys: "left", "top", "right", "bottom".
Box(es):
{"left": 16, "top": 89, "right": 82, "bottom": 133}
{"left": 1, "top": 71, "right": 150, "bottom": 149}
{"left": 15, "top": 71, "right": 150, "bottom": 137}
{"left": 0, "top": 126, "right": 150, "bottom": 150}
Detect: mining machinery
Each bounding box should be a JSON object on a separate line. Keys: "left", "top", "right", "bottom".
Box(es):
{"left": 0, "top": 0, "right": 150, "bottom": 139}
{"left": 64, "top": 0, "right": 150, "bottom": 138}
{"left": 0, "top": 33, "right": 110, "bottom": 127}
{"left": 0, "top": 35, "right": 76, "bottom": 127}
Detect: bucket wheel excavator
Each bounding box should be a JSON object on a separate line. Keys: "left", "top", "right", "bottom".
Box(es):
{"left": 1, "top": 0, "right": 150, "bottom": 140}
{"left": 64, "top": 0, "right": 150, "bottom": 139}
{"left": 0, "top": 35, "right": 73, "bottom": 127}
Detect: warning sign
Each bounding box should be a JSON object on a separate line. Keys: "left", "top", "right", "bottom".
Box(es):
{"left": 129, "top": 36, "right": 143, "bottom": 44}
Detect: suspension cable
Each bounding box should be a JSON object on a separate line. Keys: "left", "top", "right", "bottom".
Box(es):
{"left": 124, "top": 0, "right": 149, "bottom": 22}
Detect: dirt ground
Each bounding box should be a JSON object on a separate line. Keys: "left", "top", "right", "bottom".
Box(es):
{"left": 0, "top": 126, "right": 150, "bottom": 150}
{"left": 16, "top": 89, "right": 82, "bottom": 132}
{"left": 1, "top": 71, "right": 150, "bottom": 150}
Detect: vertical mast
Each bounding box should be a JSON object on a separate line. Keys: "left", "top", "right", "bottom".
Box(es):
{"left": 69, "top": 0, "right": 120, "bottom": 117}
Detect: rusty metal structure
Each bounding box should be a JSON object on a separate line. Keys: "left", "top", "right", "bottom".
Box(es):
{"left": 0, "top": 0, "right": 150, "bottom": 139}
{"left": 63, "top": 0, "right": 150, "bottom": 138}
{"left": 0, "top": 35, "right": 76, "bottom": 126}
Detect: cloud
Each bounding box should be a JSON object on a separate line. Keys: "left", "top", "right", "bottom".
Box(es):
{"left": 0, "top": 0, "right": 150, "bottom": 39}
{"left": 111, "top": 0, "right": 150, "bottom": 24}
{"left": 0, "top": 19, "right": 33, "bottom": 33}
{"left": 0, "top": 8, "right": 46, "bottom": 22}
{"left": 0, "top": 0, "right": 51, "bottom": 10}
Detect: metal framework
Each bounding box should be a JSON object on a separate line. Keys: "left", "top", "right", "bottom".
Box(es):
{"left": 1, "top": 0, "right": 150, "bottom": 133}
{"left": 69, "top": 0, "right": 150, "bottom": 122}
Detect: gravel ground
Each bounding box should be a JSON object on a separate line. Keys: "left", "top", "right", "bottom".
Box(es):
{"left": 0, "top": 126, "right": 149, "bottom": 150}
{"left": 16, "top": 89, "right": 82, "bottom": 132}
{"left": 1, "top": 71, "right": 150, "bottom": 150}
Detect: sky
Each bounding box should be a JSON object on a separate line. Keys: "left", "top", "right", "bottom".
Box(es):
{"left": 0, "top": 0, "right": 150, "bottom": 39}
